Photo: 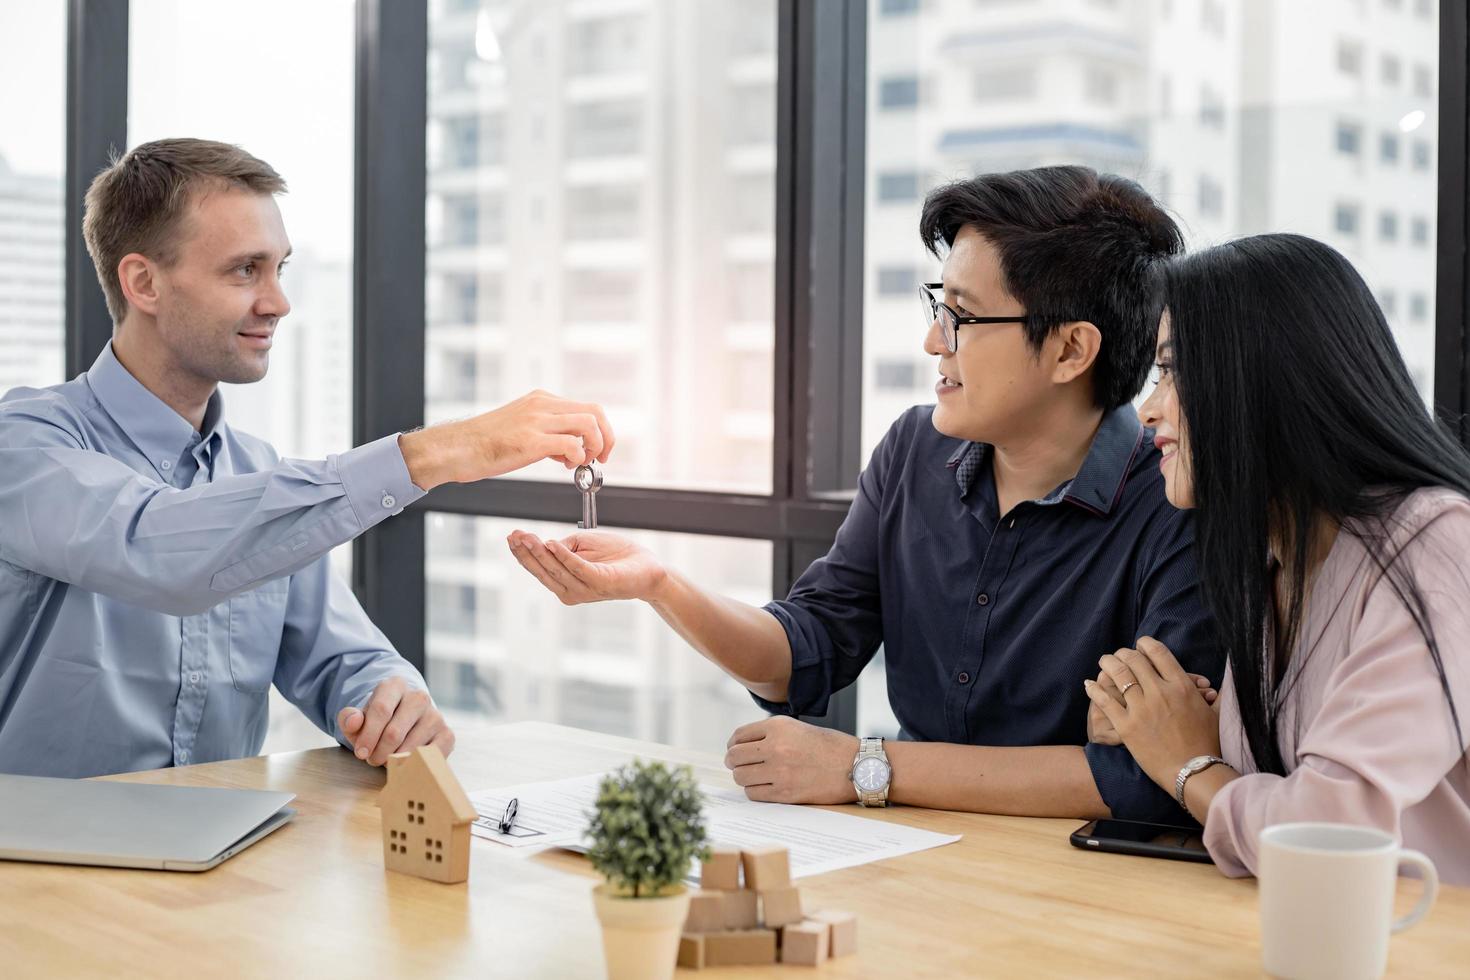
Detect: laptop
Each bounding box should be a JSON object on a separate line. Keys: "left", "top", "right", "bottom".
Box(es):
{"left": 0, "top": 773, "right": 296, "bottom": 872}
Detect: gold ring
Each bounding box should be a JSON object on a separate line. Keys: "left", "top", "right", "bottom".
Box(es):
{"left": 1119, "top": 681, "right": 1138, "bottom": 697}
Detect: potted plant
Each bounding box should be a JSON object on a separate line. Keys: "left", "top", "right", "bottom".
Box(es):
{"left": 586, "top": 759, "right": 709, "bottom": 980}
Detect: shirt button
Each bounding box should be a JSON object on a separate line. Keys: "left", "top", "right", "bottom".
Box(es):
{"left": 189, "top": 672, "right": 201, "bottom": 685}
{"left": 381, "top": 493, "right": 397, "bottom": 509}
{"left": 160, "top": 459, "right": 173, "bottom": 471}
{"left": 957, "top": 672, "right": 971, "bottom": 685}
{"left": 977, "top": 593, "right": 990, "bottom": 606}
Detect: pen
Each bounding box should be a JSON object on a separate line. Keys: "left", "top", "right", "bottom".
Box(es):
{"left": 499, "top": 797, "right": 519, "bottom": 835}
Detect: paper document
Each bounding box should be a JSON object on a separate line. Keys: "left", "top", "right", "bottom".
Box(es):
{"left": 469, "top": 773, "right": 961, "bottom": 879}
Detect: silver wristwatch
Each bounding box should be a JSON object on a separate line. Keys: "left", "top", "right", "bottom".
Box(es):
{"left": 850, "top": 736, "right": 892, "bottom": 807}
{"left": 1175, "top": 754, "right": 1227, "bottom": 811}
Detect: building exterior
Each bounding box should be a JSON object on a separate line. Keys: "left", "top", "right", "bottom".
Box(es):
{"left": 423, "top": 0, "right": 1441, "bottom": 748}
{"left": 424, "top": 0, "right": 777, "bottom": 748}
{"left": 0, "top": 154, "right": 64, "bottom": 395}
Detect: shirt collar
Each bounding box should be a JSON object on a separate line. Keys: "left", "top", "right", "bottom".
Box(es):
{"left": 945, "top": 403, "right": 1144, "bottom": 517}
{"left": 86, "top": 343, "right": 225, "bottom": 473}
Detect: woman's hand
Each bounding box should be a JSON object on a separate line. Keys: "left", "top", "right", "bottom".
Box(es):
{"left": 1083, "top": 637, "right": 1222, "bottom": 789}
{"left": 1087, "top": 662, "right": 1218, "bottom": 746}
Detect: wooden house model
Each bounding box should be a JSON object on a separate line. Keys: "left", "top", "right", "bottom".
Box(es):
{"left": 379, "top": 744, "right": 475, "bottom": 884}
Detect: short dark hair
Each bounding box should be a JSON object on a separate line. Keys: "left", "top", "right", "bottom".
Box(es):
{"left": 83, "top": 138, "right": 287, "bottom": 325}
{"left": 919, "top": 165, "right": 1183, "bottom": 409}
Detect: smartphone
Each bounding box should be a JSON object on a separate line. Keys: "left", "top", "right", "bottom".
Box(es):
{"left": 1070, "top": 818, "right": 1214, "bottom": 863}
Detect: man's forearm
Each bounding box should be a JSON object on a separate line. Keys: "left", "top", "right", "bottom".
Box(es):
{"left": 885, "top": 742, "right": 1112, "bottom": 819}
{"left": 646, "top": 568, "right": 794, "bottom": 702}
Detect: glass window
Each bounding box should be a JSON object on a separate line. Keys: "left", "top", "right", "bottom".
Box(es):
{"left": 877, "top": 170, "right": 923, "bottom": 203}
{"left": 567, "top": 100, "right": 643, "bottom": 159}
{"left": 877, "top": 266, "right": 920, "bottom": 296}
{"left": 1412, "top": 139, "right": 1433, "bottom": 170}
{"left": 1410, "top": 292, "right": 1429, "bottom": 323}
{"left": 0, "top": 3, "right": 65, "bottom": 396}
{"left": 565, "top": 184, "right": 641, "bottom": 242}
{"left": 1381, "top": 53, "right": 1402, "bottom": 87}
{"left": 425, "top": 515, "right": 771, "bottom": 750}
{"left": 131, "top": 0, "right": 356, "bottom": 751}
{"left": 880, "top": 74, "right": 922, "bottom": 110}
{"left": 858, "top": 0, "right": 1440, "bottom": 735}
{"left": 1412, "top": 215, "right": 1431, "bottom": 245}
{"left": 973, "top": 67, "right": 1036, "bottom": 102}
{"left": 1380, "top": 132, "right": 1400, "bottom": 164}
{"left": 566, "top": 13, "right": 645, "bottom": 78}
{"left": 427, "top": 0, "right": 777, "bottom": 495}
{"left": 875, "top": 359, "right": 921, "bottom": 391}
{"left": 1378, "top": 210, "right": 1399, "bottom": 242}
{"left": 1414, "top": 63, "right": 1434, "bottom": 98}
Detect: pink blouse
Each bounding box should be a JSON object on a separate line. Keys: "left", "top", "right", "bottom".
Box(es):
{"left": 1205, "top": 488, "right": 1470, "bottom": 886}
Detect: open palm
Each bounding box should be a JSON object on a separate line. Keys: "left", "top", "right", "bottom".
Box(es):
{"left": 506, "top": 529, "right": 666, "bottom": 604}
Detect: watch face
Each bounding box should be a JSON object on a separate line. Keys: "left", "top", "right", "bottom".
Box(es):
{"left": 853, "top": 757, "right": 891, "bottom": 792}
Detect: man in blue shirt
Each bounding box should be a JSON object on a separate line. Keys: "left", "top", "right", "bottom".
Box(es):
{"left": 507, "top": 166, "right": 1222, "bottom": 821}
{"left": 0, "top": 139, "right": 614, "bottom": 778}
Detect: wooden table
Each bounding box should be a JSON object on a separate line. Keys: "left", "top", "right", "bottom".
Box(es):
{"left": 3, "top": 721, "right": 1465, "bottom": 978}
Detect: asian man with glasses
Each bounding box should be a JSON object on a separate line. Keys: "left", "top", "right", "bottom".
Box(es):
{"left": 507, "top": 166, "right": 1222, "bottom": 823}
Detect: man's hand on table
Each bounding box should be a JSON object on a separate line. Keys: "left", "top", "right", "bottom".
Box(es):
{"left": 724, "top": 715, "right": 859, "bottom": 805}
{"left": 337, "top": 677, "right": 456, "bottom": 766}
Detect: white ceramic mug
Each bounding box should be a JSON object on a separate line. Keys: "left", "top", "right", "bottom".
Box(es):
{"left": 1258, "top": 822, "right": 1439, "bottom": 980}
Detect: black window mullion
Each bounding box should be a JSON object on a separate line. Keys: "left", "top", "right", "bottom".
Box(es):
{"left": 1436, "top": 0, "right": 1470, "bottom": 448}
{"left": 352, "top": 0, "right": 428, "bottom": 672}
{"left": 64, "top": 0, "right": 129, "bottom": 378}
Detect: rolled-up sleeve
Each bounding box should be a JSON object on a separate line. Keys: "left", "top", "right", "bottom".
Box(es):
{"left": 1087, "top": 505, "right": 1223, "bottom": 822}
{"left": 753, "top": 418, "right": 901, "bottom": 717}
{"left": 0, "top": 404, "right": 424, "bottom": 617}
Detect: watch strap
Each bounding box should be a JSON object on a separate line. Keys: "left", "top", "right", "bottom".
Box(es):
{"left": 1175, "top": 755, "right": 1228, "bottom": 811}
{"left": 853, "top": 737, "right": 890, "bottom": 807}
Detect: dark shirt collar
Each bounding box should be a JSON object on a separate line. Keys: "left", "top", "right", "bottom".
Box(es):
{"left": 87, "top": 342, "right": 225, "bottom": 469}
{"left": 945, "top": 403, "right": 1145, "bottom": 517}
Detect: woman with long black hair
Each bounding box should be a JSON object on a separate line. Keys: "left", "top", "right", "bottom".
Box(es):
{"left": 1083, "top": 233, "right": 1470, "bottom": 884}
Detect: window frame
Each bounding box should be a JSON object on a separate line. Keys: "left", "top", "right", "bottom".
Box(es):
{"left": 60, "top": 0, "right": 1470, "bottom": 740}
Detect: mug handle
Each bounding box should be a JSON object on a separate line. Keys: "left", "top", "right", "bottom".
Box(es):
{"left": 1391, "top": 849, "right": 1439, "bottom": 933}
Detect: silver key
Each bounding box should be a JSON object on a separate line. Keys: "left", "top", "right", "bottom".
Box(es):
{"left": 574, "top": 462, "right": 603, "bottom": 529}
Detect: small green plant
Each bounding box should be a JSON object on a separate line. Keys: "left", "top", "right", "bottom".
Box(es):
{"left": 586, "top": 759, "right": 709, "bottom": 898}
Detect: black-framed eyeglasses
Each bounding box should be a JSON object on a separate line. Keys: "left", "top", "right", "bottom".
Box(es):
{"left": 919, "top": 282, "right": 1028, "bottom": 353}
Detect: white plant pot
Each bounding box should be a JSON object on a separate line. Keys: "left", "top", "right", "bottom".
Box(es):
{"left": 591, "top": 883, "right": 692, "bottom": 980}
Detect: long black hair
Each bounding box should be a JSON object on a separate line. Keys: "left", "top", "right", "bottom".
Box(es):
{"left": 1166, "top": 233, "right": 1469, "bottom": 776}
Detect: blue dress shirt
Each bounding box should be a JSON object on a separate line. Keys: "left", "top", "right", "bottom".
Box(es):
{"left": 760, "top": 405, "right": 1223, "bottom": 821}
{"left": 0, "top": 344, "right": 428, "bottom": 778}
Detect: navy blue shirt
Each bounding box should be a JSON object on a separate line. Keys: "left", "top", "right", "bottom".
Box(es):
{"left": 759, "top": 404, "right": 1222, "bottom": 821}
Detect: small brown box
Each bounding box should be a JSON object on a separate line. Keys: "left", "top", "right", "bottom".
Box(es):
{"left": 677, "top": 933, "right": 705, "bottom": 969}
{"left": 740, "top": 845, "right": 791, "bottom": 891}
{"left": 809, "top": 908, "right": 858, "bottom": 957}
{"left": 684, "top": 891, "right": 726, "bottom": 933}
{"left": 760, "top": 885, "right": 804, "bottom": 928}
{"left": 704, "top": 929, "right": 778, "bottom": 967}
{"left": 700, "top": 847, "right": 742, "bottom": 890}
{"left": 723, "top": 888, "right": 760, "bottom": 930}
{"left": 780, "top": 921, "right": 830, "bottom": 966}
